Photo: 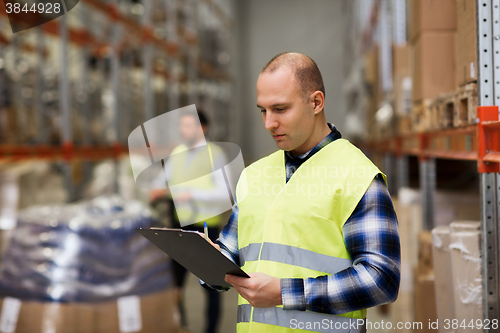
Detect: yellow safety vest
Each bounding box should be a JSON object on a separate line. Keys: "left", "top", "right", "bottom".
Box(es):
{"left": 235, "top": 139, "right": 385, "bottom": 333}
{"left": 169, "top": 142, "right": 224, "bottom": 228}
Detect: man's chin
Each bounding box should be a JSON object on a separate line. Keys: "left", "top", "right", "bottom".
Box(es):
{"left": 274, "top": 141, "right": 291, "bottom": 151}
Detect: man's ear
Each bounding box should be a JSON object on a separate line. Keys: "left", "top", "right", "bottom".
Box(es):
{"left": 310, "top": 91, "right": 325, "bottom": 115}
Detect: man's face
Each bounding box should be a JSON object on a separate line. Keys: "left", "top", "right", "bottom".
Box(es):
{"left": 256, "top": 66, "right": 315, "bottom": 155}
{"left": 179, "top": 115, "right": 203, "bottom": 144}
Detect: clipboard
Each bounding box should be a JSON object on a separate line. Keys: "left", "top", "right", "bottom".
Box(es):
{"left": 137, "top": 228, "right": 249, "bottom": 287}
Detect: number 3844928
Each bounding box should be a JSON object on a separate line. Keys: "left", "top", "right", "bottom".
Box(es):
{"left": 5, "top": 2, "right": 62, "bottom": 14}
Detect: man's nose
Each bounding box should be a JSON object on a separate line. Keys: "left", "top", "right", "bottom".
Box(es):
{"left": 264, "top": 112, "right": 279, "bottom": 131}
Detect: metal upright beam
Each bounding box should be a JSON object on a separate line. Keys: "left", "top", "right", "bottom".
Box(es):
{"left": 420, "top": 158, "right": 435, "bottom": 230}
{"left": 480, "top": 173, "right": 500, "bottom": 326}
{"left": 396, "top": 155, "right": 409, "bottom": 190}
{"left": 110, "top": 0, "right": 121, "bottom": 194}
{"left": 59, "top": 14, "right": 73, "bottom": 202}
{"left": 185, "top": 0, "right": 198, "bottom": 106}
{"left": 36, "top": 27, "right": 46, "bottom": 144}
{"left": 167, "top": 0, "right": 180, "bottom": 111}
{"left": 478, "top": 0, "right": 500, "bottom": 329}
{"left": 142, "top": 0, "right": 154, "bottom": 121}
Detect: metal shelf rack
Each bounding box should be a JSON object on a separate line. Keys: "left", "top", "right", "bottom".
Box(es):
{"left": 0, "top": 0, "right": 235, "bottom": 200}
{"left": 364, "top": 0, "right": 500, "bottom": 329}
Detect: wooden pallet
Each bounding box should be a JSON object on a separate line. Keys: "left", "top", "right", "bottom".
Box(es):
{"left": 430, "top": 96, "right": 442, "bottom": 131}
{"left": 411, "top": 99, "right": 432, "bottom": 132}
{"left": 436, "top": 91, "right": 456, "bottom": 129}
{"left": 454, "top": 83, "right": 478, "bottom": 127}
{"left": 397, "top": 113, "right": 412, "bottom": 135}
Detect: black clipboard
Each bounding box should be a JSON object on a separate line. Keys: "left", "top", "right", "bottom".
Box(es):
{"left": 137, "top": 228, "right": 249, "bottom": 287}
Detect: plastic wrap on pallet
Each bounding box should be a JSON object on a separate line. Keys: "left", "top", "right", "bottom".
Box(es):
{"left": 449, "top": 228, "right": 482, "bottom": 330}
{"left": 0, "top": 195, "right": 172, "bottom": 302}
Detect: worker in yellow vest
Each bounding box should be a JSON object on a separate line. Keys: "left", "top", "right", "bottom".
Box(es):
{"left": 204, "top": 53, "right": 401, "bottom": 333}
{"left": 151, "top": 110, "right": 227, "bottom": 333}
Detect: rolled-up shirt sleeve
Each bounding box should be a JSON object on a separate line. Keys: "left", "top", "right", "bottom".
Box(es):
{"left": 199, "top": 202, "right": 240, "bottom": 292}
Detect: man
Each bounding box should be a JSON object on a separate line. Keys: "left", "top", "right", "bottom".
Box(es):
{"left": 151, "top": 110, "right": 227, "bottom": 333}
{"left": 206, "top": 53, "right": 400, "bottom": 333}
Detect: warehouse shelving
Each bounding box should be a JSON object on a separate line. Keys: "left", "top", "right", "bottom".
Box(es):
{"left": 357, "top": 0, "right": 500, "bottom": 329}
{"left": 0, "top": 0, "right": 235, "bottom": 201}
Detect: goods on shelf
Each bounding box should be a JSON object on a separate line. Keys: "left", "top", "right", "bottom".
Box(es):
{"left": 410, "top": 99, "right": 432, "bottom": 132}
{"left": 435, "top": 90, "right": 455, "bottom": 129}
{"left": 0, "top": 195, "right": 172, "bottom": 302}
{"left": 455, "top": 83, "right": 478, "bottom": 127}
{"left": 414, "top": 272, "right": 438, "bottom": 330}
{"left": 415, "top": 232, "right": 438, "bottom": 328}
{"left": 431, "top": 221, "right": 482, "bottom": 329}
{"left": 418, "top": 231, "right": 433, "bottom": 276}
{"left": 408, "top": 0, "right": 457, "bottom": 43}
{"left": 431, "top": 226, "right": 455, "bottom": 333}
{"left": 449, "top": 222, "right": 482, "bottom": 332}
{"left": 0, "top": 288, "right": 179, "bottom": 333}
{"left": 392, "top": 45, "right": 411, "bottom": 116}
{"left": 410, "top": 31, "right": 457, "bottom": 103}
{"left": 456, "top": 0, "right": 477, "bottom": 86}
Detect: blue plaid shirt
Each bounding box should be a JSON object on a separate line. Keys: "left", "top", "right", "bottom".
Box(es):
{"left": 210, "top": 124, "right": 400, "bottom": 314}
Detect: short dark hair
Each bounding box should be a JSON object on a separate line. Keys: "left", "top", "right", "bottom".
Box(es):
{"left": 262, "top": 52, "right": 325, "bottom": 102}
{"left": 181, "top": 109, "right": 209, "bottom": 127}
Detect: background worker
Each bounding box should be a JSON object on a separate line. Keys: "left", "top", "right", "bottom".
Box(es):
{"left": 151, "top": 110, "right": 227, "bottom": 333}
{"left": 205, "top": 52, "right": 401, "bottom": 332}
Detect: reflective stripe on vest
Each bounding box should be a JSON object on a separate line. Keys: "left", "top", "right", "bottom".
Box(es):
{"left": 237, "top": 305, "right": 366, "bottom": 333}
{"left": 239, "top": 242, "right": 352, "bottom": 275}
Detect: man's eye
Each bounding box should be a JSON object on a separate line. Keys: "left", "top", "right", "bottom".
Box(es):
{"left": 260, "top": 109, "right": 266, "bottom": 113}
{"left": 276, "top": 108, "right": 285, "bottom": 112}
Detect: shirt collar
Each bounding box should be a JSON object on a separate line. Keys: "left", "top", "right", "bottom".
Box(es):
{"left": 285, "top": 123, "right": 342, "bottom": 161}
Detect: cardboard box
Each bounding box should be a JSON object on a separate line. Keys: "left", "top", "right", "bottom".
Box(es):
{"left": 388, "top": 199, "right": 416, "bottom": 332}
{"left": 411, "top": 32, "right": 457, "bottom": 102}
{"left": 450, "top": 220, "right": 480, "bottom": 233}
{"left": 431, "top": 226, "right": 455, "bottom": 333}
{"left": 418, "top": 231, "right": 434, "bottom": 276}
{"left": 414, "top": 272, "right": 438, "bottom": 330}
{"left": 409, "top": 0, "right": 457, "bottom": 42}
{"left": 456, "top": 0, "right": 477, "bottom": 86}
{"left": 450, "top": 230, "right": 482, "bottom": 332}
{"left": 393, "top": 45, "right": 412, "bottom": 115}
{"left": 0, "top": 289, "right": 180, "bottom": 333}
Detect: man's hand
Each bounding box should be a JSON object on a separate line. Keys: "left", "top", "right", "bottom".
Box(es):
{"left": 225, "top": 272, "right": 282, "bottom": 308}
{"left": 199, "top": 232, "right": 221, "bottom": 251}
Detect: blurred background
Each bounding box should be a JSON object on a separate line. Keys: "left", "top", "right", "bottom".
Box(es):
{"left": 0, "top": 0, "right": 495, "bottom": 332}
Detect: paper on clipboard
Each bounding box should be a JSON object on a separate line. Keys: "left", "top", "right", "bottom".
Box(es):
{"left": 136, "top": 228, "right": 249, "bottom": 288}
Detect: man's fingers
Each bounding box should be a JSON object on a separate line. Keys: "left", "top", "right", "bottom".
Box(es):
{"left": 225, "top": 274, "right": 248, "bottom": 288}
{"left": 198, "top": 232, "right": 221, "bottom": 251}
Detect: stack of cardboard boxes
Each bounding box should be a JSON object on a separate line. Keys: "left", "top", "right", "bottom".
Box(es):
{"left": 414, "top": 231, "right": 438, "bottom": 332}
{"left": 0, "top": 290, "right": 180, "bottom": 333}
{"left": 405, "top": 0, "right": 478, "bottom": 134}
{"left": 409, "top": 0, "right": 457, "bottom": 132}
{"left": 393, "top": 44, "right": 412, "bottom": 135}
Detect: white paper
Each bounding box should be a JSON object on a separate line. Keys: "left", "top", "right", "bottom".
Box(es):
{"left": 0, "top": 297, "right": 21, "bottom": 333}
{"left": 117, "top": 296, "right": 142, "bottom": 333}
{"left": 470, "top": 62, "right": 476, "bottom": 79}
